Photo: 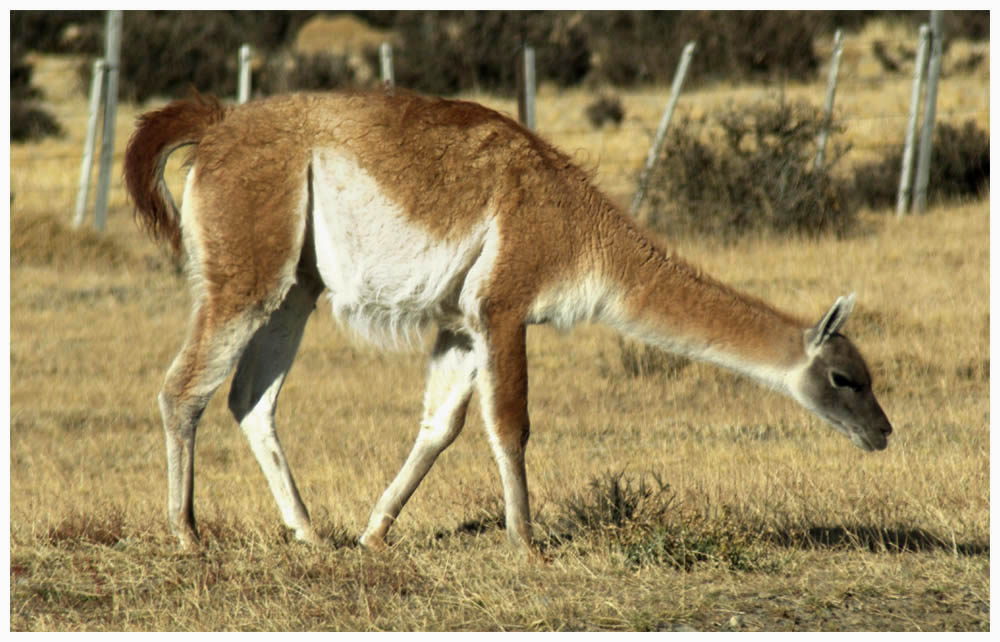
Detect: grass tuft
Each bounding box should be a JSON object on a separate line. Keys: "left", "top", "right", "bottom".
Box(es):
{"left": 45, "top": 507, "right": 128, "bottom": 548}
{"left": 617, "top": 338, "right": 692, "bottom": 379}
{"left": 547, "top": 472, "right": 768, "bottom": 572}
{"left": 558, "top": 471, "right": 675, "bottom": 532}
{"left": 620, "top": 521, "right": 765, "bottom": 572}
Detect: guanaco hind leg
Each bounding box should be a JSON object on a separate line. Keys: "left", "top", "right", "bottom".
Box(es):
{"left": 158, "top": 301, "right": 264, "bottom": 548}
{"left": 227, "top": 281, "right": 322, "bottom": 544}
{"left": 361, "top": 329, "right": 477, "bottom": 549}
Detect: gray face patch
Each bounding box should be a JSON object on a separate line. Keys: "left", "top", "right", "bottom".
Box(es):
{"left": 797, "top": 297, "right": 893, "bottom": 451}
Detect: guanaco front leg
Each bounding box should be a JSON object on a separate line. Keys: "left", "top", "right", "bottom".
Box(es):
{"left": 475, "top": 317, "right": 535, "bottom": 553}
{"left": 360, "top": 329, "right": 477, "bottom": 549}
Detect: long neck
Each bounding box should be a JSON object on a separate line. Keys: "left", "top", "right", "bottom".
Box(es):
{"left": 594, "top": 213, "right": 808, "bottom": 393}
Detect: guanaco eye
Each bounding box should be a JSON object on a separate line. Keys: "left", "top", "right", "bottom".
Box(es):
{"left": 830, "top": 372, "right": 860, "bottom": 390}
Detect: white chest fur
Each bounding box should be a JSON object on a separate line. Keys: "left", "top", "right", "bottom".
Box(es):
{"left": 310, "top": 148, "right": 493, "bottom": 348}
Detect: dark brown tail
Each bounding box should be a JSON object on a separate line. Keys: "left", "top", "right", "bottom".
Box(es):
{"left": 123, "top": 92, "right": 230, "bottom": 256}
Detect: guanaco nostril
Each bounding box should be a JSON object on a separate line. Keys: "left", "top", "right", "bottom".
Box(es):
{"left": 882, "top": 423, "right": 893, "bottom": 436}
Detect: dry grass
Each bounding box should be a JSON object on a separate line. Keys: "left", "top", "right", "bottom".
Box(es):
{"left": 9, "top": 34, "right": 989, "bottom": 631}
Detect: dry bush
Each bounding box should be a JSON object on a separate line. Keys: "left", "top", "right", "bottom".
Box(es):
{"left": 10, "top": 211, "right": 135, "bottom": 270}
{"left": 558, "top": 471, "right": 675, "bottom": 533}
{"left": 852, "top": 120, "right": 990, "bottom": 210}
{"left": 11, "top": 102, "right": 64, "bottom": 143}
{"left": 256, "top": 51, "right": 359, "bottom": 95}
{"left": 11, "top": 42, "right": 64, "bottom": 142}
{"left": 11, "top": 10, "right": 104, "bottom": 54}
{"left": 387, "top": 11, "right": 590, "bottom": 96}
{"left": 645, "top": 95, "right": 855, "bottom": 240}
{"left": 44, "top": 507, "right": 128, "bottom": 548}
{"left": 546, "top": 472, "right": 766, "bottom": 572}
{"left": 102, "top": 11, "right": 311, "bottom": 101}
{"left": 583, "top": 11, "right": 821, "bottom": 88}
{"left": 584, "top": 94, "right": 625, "bottom": 128}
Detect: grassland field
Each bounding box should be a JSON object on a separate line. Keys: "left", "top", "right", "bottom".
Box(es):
{"left": 8, "top": 22, "right": 990, "bottom": 631}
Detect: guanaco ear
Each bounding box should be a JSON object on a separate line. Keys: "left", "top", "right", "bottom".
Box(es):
{"left": 808, "top": 293, "right": 856, "bottom": 351}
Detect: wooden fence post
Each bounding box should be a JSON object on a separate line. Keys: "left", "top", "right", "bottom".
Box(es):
{"left": 913, "top": 10, "right": 943, "bottom": 214}
{"left": 237, "top": 44, "right": 252, "bottom": 104}
{"left": 380, "top": 42, "right": 395, "bottom": 93}
{"left": 93, "top": 10, "right": 122, "bottom": 233}
{"left": 73, "top": 58, "right": 106, "bottom": 229}
{"left": 517, "top": 44, "right": 536, "bottom": 130}
{"left": 896, "top": 24, "right": 930, "bottom": 217}
{"left": 630, "top": 40, "right": 695, "bottom": 219}
{"left": 814, "top": 29, "right": 844, "bottom": 171}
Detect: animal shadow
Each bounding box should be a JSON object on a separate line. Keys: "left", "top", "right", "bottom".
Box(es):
{"left": 764, "top": 523, "right": 987, "bottom": 556}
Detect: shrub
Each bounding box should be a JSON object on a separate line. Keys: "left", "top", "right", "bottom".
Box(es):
{"left": 581, "top": 11, "right": 822, "bottom": 88}
{"left": 853, "top": 120, "right": 990, "bottom": 210}
{"left": 99, "top": 11, "right": 314, "bottom": 102}
{"left": 11, "top": 103, "right": 64, "bottom": 143}
{"left": 11, "top": 42, "right": 39, "bottom": 102}
{"left": 13, "top": 11, "right": 991, "bottom": 101}
{"left": 388, "top": 11, "right": 591, "bottom": 96}
{"left": 114, "top": 11, "right": 243, "bottom": 102}
{"left": 620, "top": 519, "right": 764, "bottom": 571}
{"left": 10, "top": 41, "right": 63, "bottom": 143}
{"left": 11, "top": 10, "right": 104, "bottom": 55}
{"left": 256, "top": 51, "right": 358, "bottom": 95}
{"left": 644, "top": 94, "right": 855, "bottom": 240}
{"left": 559, "top": 471, "right": 675, "bottom": 533}
{"left": 585, "top": 94, "right": 625, "bottom": 128}
{"left": 550, "top": 471, "right": 764, "bottom": 571}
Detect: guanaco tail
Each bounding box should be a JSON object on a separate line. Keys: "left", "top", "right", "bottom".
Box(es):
{"left": 124, "top": 90, "right": 893, "bottom": 552}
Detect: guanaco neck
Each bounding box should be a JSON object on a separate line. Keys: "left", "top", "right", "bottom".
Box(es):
{"left": 592, "top": 207, "right": 809, "bottom": 393}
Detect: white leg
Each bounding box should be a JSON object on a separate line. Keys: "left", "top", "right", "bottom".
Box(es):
{"left": 228, "top": 283, "right": 320, "bottom": 544}
{"left": 360, "top": 329, "right": 477, "bottom": 549}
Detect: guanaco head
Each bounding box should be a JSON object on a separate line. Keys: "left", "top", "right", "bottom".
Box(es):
{"left": 790, "top": 293, "right": 893, "bottom": 451}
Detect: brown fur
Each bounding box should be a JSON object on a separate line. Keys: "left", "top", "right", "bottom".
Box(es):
{"left": 605, "top": 219, "right": 809, "bottom": 365}
{"left": 127, "top": 90, "right": 805, "bottom": 364}
{"left": 124, "top": 90, "right": 888, "bottom": 553}
{"left": 124, "top": 91, "right": 230, "bottom": 255}
{"left": 146, "top": 90, "right": 612, "bottom": 331}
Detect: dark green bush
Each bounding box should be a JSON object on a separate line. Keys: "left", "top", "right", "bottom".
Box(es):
{"left": 645, "top": 95, "right": 855, "bottom": 240}
{"left": 386, "top": 11, "right": 828, "bottom": 95}
{"left": 620, "top": 520, "right": 764, "bottom": 571}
